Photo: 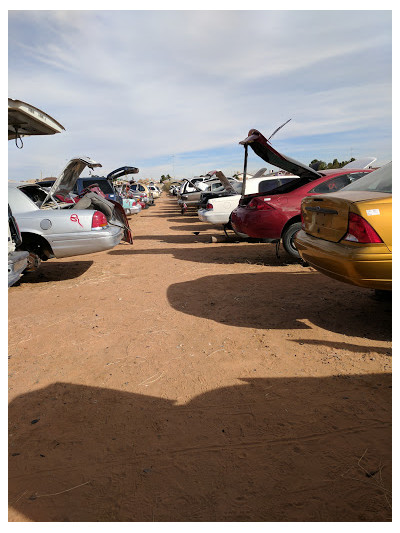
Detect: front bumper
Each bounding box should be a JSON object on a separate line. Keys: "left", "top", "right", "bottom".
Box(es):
{"left": 295, "top": 230, "right": 392, "bottom": 290}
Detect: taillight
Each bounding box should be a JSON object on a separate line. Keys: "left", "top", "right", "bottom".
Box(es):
{"left": 92, "top": 210, "right": 108, "bottom": 229}
{"left": 247, "top": 197, "right": 274, "bottom": 210}
{"left": 343, "top": 212, "right": 383, "bottom": 243}
{"left": 206, "top": 203, "right": 213, "bottom": 210}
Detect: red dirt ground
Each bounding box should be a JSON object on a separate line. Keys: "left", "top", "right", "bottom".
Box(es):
{"left": 8, "top": 196, "right": 392, "bottom": 522}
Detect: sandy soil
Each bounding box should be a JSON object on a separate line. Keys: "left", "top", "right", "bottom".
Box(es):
{"left": 8, "top": 196, "right": 392, "bottom": 522}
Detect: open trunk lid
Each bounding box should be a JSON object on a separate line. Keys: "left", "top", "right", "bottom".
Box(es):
{"left": 41, "top": 157, "right": 102, "bottom": 206}
{"left": 107, "top": 166, "right": 139, "bottom": 181}
{"left": 240, "top": 129, "right": 321, "bottom": 181}
{"left": 8, "top": 98, "right": 65, "bottom": 140}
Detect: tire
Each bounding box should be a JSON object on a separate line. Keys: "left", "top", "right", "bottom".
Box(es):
{"left": 25, "top": 252, "right": 41, "bottom": 272}
{"left": 282, "top": 222, "right": 302, "bottom": 259}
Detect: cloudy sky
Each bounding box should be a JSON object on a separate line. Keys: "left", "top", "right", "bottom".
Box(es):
{"left": 8, "top": 8, "right": 392, "bottom": 181}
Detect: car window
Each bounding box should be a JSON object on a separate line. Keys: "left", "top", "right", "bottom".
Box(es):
{"left": 80, "top": 179, "right": 114, "bottom": 194}
{"left": 139, "top": 185, "right": 145, "bottom": 191}
{"left": 258, "top": 177, "right": 297, "bottom": 193}
{"left": 18, "top": 185, "right": 54, "bottom": 207}
{"left": 340, "top": 163, "right": 392, "bottom": 194}
{"left": 309, "top": 172, "right": 369, "bottom": 194}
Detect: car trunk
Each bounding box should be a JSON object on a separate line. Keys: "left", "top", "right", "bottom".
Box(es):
{"left": 302, "top": 196, "right": 351, "bottom": 242}
{"left": 302, "top": 191, "right": 391, "bottom": 247}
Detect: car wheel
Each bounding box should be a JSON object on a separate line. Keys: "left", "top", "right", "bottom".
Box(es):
{"left": 25, "top": 252, "right": 41, "bottom": 272}
{"left": 282, "top": 222, "right": 302, "bottom": 259}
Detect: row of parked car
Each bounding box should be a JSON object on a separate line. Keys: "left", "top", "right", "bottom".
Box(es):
{"left": 173, "top": 128, "right": 392, "bottom": 294}
{"left": 8, "top": 98, "right": 161, "bottom": 288}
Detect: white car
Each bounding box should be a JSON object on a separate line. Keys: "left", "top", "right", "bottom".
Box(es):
{"left": 148, "top": 184, "right": 161, "bottom": 198}
{"left": 9, "top": 156, "right": 132, "bottom": 271}
{"left": 198, "top": 170, "right": 299, "bottom": 226}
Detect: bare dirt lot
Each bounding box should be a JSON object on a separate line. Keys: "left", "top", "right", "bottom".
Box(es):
{"left": 8, "top": 196, "right": 392, "bottom": 522}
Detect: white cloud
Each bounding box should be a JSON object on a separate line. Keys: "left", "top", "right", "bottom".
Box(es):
{"left": 8, "top": 10, "right": 392, "bottom": 179}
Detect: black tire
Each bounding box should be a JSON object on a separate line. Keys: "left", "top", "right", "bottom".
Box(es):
{"left": 282, "top": 222, "right": 302, "bottom": 259}
{"left": 25, "top": 252, "right": 41, "bottom": 272}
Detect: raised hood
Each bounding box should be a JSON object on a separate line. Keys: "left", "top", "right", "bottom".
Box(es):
{"left": 239, "top": 129, "right": 321, "bottom": 181}
{"left": 214, "top": 171, "right": 238, "bottom": 194}
{"left": 42, "top": 157, "right": 102, "bottom": 205}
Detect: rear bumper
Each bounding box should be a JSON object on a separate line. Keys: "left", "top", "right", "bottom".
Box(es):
{"left": 48, "top": 226, "right": 124, "bottom": 258}
{"left": 198, "top": 209, "right": 228, "bottom": 225}
{"left": 295, "top": 230, "right": 392, "bottom": 290}
{"left": 8, "top": 250, "right": 29, "bottom": 287}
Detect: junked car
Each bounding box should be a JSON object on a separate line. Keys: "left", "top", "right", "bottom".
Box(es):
{"left": 130, "top": 182, "right": 155, "bottom": 206}
{"left": 148, "top": 184, "right": 161, "bottom": 198}
{"left": 9, "top": 156, "right": 133, "bottom": 272}
{"left": 178, "top": 176, "right": 241, "bottom": 214}
{"left": 107, "top": 166, "right": 142, "bottom": 215}
{"left": 73, "top": 176, "right": 123, "bottom": 205}
{"left": 198, "top": 169, "right": 299, "bottom": 229}
{"left": 231, "top": 128, "right": 375, "bottom": 258}
{"left": 8, "top": 97, "right": 65, "bottom": 285}
{"left": 8, "top": 205, "right": 29, "bottom": 287}
{"left": 295, "top": 162, "right": 392, "bottom": 292}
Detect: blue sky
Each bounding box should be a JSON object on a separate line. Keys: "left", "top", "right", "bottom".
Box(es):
{"left": 8, "top": 8, "right": 392, "bottom": 181}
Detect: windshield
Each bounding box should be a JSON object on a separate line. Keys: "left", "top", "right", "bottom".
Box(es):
{"left": 340, "top": 163, "right": 392, "bottom": 194}
{"left": 80, "top": 178, "right": 114, "bottom": 194}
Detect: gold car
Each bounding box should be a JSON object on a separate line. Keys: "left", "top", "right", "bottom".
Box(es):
{"left": 295, "top": 163, "right": 392, "bottom": 291}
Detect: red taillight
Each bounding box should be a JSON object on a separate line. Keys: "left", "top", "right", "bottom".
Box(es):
{"left": 92, "top": 210, "right": 108, "bottom": 229}
{"left": 247, "top": 197, "right": 274, "bottom": 210}
{"left": 343, "top": 212, "right": 383, "bottom": 243}
{"left": 206, "top": 202, "right": 213, "bottom": 210}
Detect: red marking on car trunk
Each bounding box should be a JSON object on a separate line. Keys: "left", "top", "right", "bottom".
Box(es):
{"left": 70, "top": 214, "right": 83, "bottom": 227}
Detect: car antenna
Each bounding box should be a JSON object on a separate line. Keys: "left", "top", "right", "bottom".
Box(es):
{"left": 267, "top": 118, "right": 291, "bottom": 142}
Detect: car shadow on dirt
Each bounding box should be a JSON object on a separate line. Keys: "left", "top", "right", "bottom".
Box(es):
{"left": 16, "top": 260, "right": 94, "bottom": 285}
{"left": 288, "top": 339, "right": 391, "bottom": 356}
{"left": 8, "top": 375, "right": 391, "bottom": 522}
{"left": 109, "top": 243, "right": 300, "bottom": 267}
{"left": 166, "top": 271, "right": 391, "bottom": 341}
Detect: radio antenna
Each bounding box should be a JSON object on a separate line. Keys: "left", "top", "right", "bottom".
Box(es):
{"left": 267, "top": 118, "right": 292, "bottom": 141}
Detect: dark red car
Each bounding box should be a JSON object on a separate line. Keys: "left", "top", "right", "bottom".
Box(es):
{"left": 231, "top": 129, "right": 375, "bottom": 258}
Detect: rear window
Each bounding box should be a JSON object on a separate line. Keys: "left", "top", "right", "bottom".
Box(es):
{"left": 258, "top": 177, "right": 297, "bottom": 193}
{"left": 309, "top": 172, "right": 369, "bottom": 194}
{"left": 339, "top": 164, "right": 392, "bottom": 194}
{"left": 19, "top": 185, "right": 53, "bottom": 207}
{"left": 80, "top": 178, "right": 114, "bottom": 194}
{"left": 37, "top": 180, "right": 55, "bottom": 188}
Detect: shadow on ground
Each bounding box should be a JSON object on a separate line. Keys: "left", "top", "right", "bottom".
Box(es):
{"left": 166, "top": 271, "right": 392, "bottom": 341}
{"left": 9, "top": 375, "right": 391, "bottom": 521}
{"left": 109, "top": 243, "right": 299, "bottom": 266}
{"left": 17, "top": 261, "right": 93, "bottom": 285}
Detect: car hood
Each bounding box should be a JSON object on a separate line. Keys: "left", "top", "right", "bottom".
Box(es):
{"left": 213, "top": 172, "right": 238, "bottom": 194}
{"left": 239, "top": 129, "right": 321, "bottom": 181}
{"left": 42, "top": 157, "right": 102, "bottom": 206}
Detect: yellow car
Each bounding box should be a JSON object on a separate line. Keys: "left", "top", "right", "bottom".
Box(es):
{"left": 295, "top": 162, "right": 392, "bottom": 291}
